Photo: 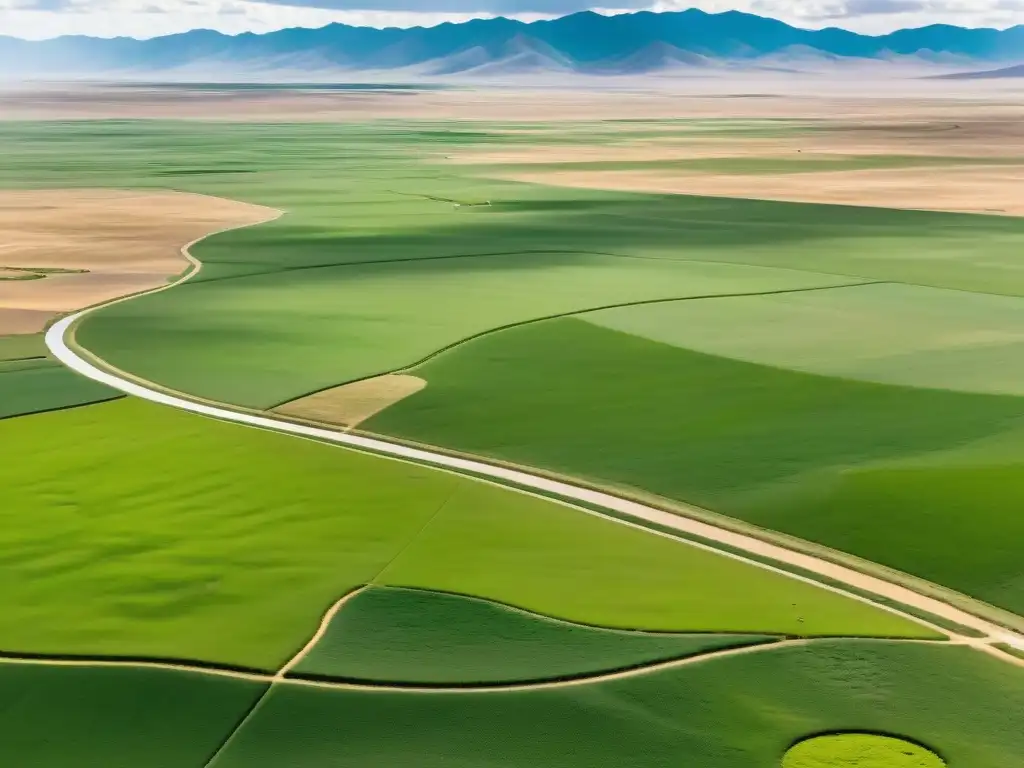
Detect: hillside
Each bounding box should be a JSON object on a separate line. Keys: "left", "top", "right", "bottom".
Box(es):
{"left": 1, "top": 9, "right": 1023, "bottom": 77}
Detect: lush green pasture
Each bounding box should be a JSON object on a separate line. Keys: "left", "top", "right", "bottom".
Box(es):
{"left": 374, "top": 480, "right": 928, "bottom": 638}
{"left": 0, "top": 397, "right": 458, "bottom": 668}
{"left": 0, "top": 661, "right": 264, "bottom": 767}
{"left": 0, "top": 358, "right": 121, "bottom": 420}
{"left": 2, "top": 121, "right": 1024, "bottom": 409}
{"left": 0, "top": 333, "right": 46, "bottom": 361}
{"left": 367, "top": 318, "right": 1024, "bottom": 615}
{"left": 213, "top": 641, "right": 1024, "bottom": 768}
{"left": 79, "top": 253, "right": 853, "bottom": 408}
{"left": 2, "top": 398, "right": 924, "bottom": 671}
{"left": 292, "top": 586, "right": 772, "bottom": 685}
{"left": 783, "top": 733, "right": 945, "bottom": 768}
{"left": 586, "top": 282, "right": 1024, "bottom": 395}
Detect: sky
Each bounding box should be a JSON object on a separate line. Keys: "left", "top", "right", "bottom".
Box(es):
{"left": 1, "top": 0, "right": 1022, "bottom": 40}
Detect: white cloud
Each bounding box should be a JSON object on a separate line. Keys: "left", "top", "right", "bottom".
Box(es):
{"left": 649, "top": 0, "right": 1024, "bottom": 32}
{"left": 0, "top": 0, "right": 533, "bottom": 38}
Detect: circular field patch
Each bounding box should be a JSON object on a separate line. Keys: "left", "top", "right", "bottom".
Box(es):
{"left": 783, "top": 733, "right": 945, "bottom": 768}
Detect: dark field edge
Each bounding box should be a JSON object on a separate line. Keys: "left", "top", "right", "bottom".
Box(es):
{"left": 193, "top": 240, "right": 879, "bottom": 288}
{"left": 0, "top": 391, "right": 125, "bottom": 424}
{"left": 283, "top": 636, "right": 782, "bottom": 689}
{"left": 0, "top": 358, "right": 54, "bottom": 373}
{"left": 785, "top": 729, "right": 948, "bottom": 765}
{"left": 364, "top": 583, "right": 788, "bottom": 639}
{"left": 0, "top": 649, "right": 270, "bottom": 677}
{"left": 269, "top": 279, "right": 883, "bottom": 410}
{"left": 339, "top": 426, "right": 1008, "bottom": 640}
{"left": 198, "top": 681, "right": 275, "bottom": 768}
{"left": 993, "top": 643, "right": 1024, "bottom": 661}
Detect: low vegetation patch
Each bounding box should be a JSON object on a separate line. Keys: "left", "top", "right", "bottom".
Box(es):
{"left": 211, "top": 642, "right": 1024, "bottom": 768}
{"left": 290, "top": 586, "right": 773, "bottom": 685}
{"left": 783, "top": 733, "right": 945, "bottom": 768}
{"left": 0, "top": 397, "right": 928, "bottom": 672}
{"left": 366, "top": 317, "right": 1024, "bottom": 616}
{"left": 0, "top": 357, "right": 122, "bottom": 420}
{"left": 275, "top": 374, "right": 426, "bottom": 428}
{"left": 0, "top": 333, "right": 46, "bottom": 362}
{"left": 0, "top": 661, "right": 265, "bottom": 768}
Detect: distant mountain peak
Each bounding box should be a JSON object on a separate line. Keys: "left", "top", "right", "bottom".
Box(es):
{"left": 2, "top": 9, "right": 1022, "bottom": 78}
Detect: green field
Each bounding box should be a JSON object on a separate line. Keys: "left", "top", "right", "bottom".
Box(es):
{"left": 367, "top": 317, "right": 1024, "bottom": 616}
{"left": 783, "top": 733, "right": 946, "bottom": 768}
{"left": 0, "top": 120, "right": 1016, "bottom": 409}
{"left": 78, "top": 251, "right": 857, "bottom": 408}
{"left": 1, "top": 397, "right": 925, "bottom": 672}
{"left": 585, "top": 282, "right": 1024, "bottom": 395}
{"left": 0, "top": 357, "right": 122, "bottom": 420}
{"left": 1, "top": 116, "right": 1022, "bottom": 765}
{"left": 0, "top": 661, "right": 265, "bottom": 767}
{"left": 291, "top": 586, "right": 773, "bottom": 685}
{"left": 0, "top": 333, "right": 47, "bottom": 362}
{"left": 212, "top": 641, "right": 1024, "bottom": 768}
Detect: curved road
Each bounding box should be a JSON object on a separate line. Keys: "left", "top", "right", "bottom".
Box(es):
{"left": 40, "top": 202, "right": 1024, "bottom": 665}
{"left": 45, "top": 311, "right": 1024, "bottom": 663}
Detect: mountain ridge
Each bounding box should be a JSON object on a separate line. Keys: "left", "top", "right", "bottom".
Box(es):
{"left": 2, "top": 9, "right": 1023, "bottom": 77}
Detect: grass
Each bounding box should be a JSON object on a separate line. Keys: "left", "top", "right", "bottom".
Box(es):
{"left": 0, "top": 661, "right": 265, "bottom": 768}
{"left": 0, "top": 121, "right": 1022, "bottom": 408}
{"left": 366, "top": 318, "right": 1024, "bottom": 616}
{"left": 583, "top": 282, "right": 1024, "bottom": 396}
{"left": 0, "top": 333, "right": 47, "bottom": 362}
{"left": 210, "top": 641, "right": 1024, "bottom": 768}
{"left": 0, "top": 397, "right": 462, "bottom": 668}
{"left": 783, "top": 733, "right": 945, "bottom": 768}
{"left": 374, "top": 480, "right": 932, "bottom": 638}
{"left": 0, "top": 357, "right": 122, "bottom": 420}
{"left": 78, "top": 252, "right": 854, "bottom": 408}
{"left": 290, "top": 585, "right": 774, "bottom": 685}
{"left": 0, "top": 397, "right": 929, "bottom": 671}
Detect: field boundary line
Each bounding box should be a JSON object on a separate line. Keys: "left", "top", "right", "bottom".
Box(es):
{"left": 41, "top": 191, "right": 1024, "bottom": 665}
{"left": 49, "top": 308, "right": 1024, "bottom": 659}
{"left": 4, "top": 634, "right": 1019, "bottom": 694}
{"left": 271, "top": 279, "right": 883, "bottom": 410}
{"left": 274, "top": 586, "right": 368, "bottom": 679}
{"left": 342, "top": 424, "right": 1024, "bottom": 637}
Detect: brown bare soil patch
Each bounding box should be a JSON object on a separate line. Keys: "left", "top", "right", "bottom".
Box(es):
{"left": 275, "top": 374, "right": 426, "bottom": 428}
{"left": 503, "top": 164, "right": 1024, "bottom": 216}
{"left": 0, "top": 189, "right": 279, "bottom": 335}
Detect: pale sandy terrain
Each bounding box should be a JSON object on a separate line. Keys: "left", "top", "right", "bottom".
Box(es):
{"left": 0, "top": 189, "right": 278, "bottom": 335}
{"left": 2, "top": 78, "right": 1023, "bottom": 122}
{"left": 452, "top": 121, "right": 1024, "bottom": 164}
{"left": 453, "top": 112, "right": 1024, "bottom": 215}
{"left": 503, "top": 164, "right": 1024, "bottom": 216}
{"left": 275, "top": 374, "right": 426, "bottom": 428}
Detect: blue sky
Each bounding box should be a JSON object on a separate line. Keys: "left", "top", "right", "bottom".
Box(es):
{"left": 2, "top": 0, "right": 1022, "bottom": 40}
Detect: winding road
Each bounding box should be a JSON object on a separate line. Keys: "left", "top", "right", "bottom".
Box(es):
{"left": 38, "top": 209, "right": 1024, "bottom": 668}
{"left": 44, "top": 309, "right": 1024, "bottom": 665}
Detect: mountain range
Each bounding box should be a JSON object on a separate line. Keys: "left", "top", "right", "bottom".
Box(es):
{"left": 2, "top": 8, "right": 1023, "bottom": 78}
